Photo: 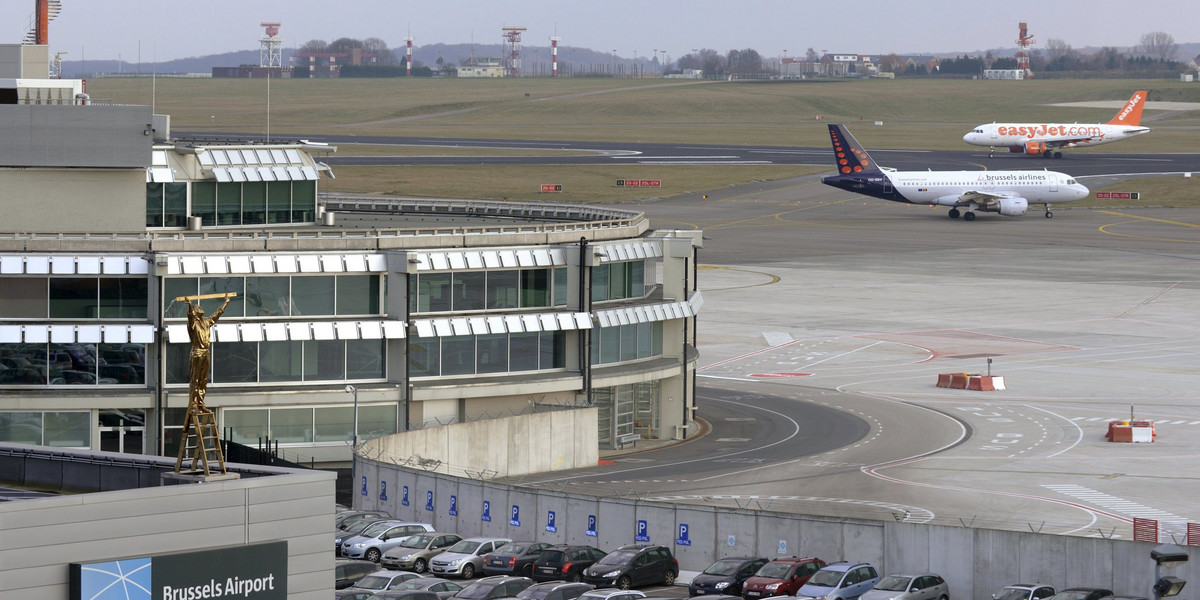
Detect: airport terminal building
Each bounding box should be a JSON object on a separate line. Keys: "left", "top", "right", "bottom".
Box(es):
{"left": 0, "top": 44, "right": 702, "bottom": 468}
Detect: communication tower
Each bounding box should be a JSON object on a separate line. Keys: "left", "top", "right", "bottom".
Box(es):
{"left": 405, "top": 36, "right": 414, "bottom": 77}
{"left": 502, "top": 26, "right": 527, "bottom": 77}
{"left": 550, "top": 36, "right": 561, "bottom": 78}
{"left": 1015, "top": 21, "right": 1034, "bottom": 79}
{"left": 260, "top": 22, "right": 283, "bottom": 68}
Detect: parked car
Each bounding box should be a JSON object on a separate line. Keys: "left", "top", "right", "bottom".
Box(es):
{"left": 451, "top": 575, "right": 535, "bottom": 600}
{"left": 381, "top": 532, "right": 463, "bottom": 572}
{"left": 339, "top": 510, "right": 393, "bottom": 531}
{"left": 534, "top": 545, "right": 608, "bottom": 583}
{"left": 861, "top": 574, "right": 949, "bottom": 600}
{"left": 1046, "top": 589, "right": 1113, "bottom": 600}
{"left": 796, "top": 562, "right": 880, "bottom": 600}
{"left": 431, "top": 537, "right": 512, "bottom": 579}
{"left": 391, "top": 577, "right": 465, "bottom": 600}
{"left": 349, "top": 571, "right": 424, "bottom": 593}
{"left": 742, "top": 557, "right": 826, "bottom": 599}
{"left": 576, "top": 589, "right": 645, "bottom": 600}
{"left": 516, "top": 581, "right": 594, "bottom": 600}
{"left": 338, "top": 517, "right": 395, "bottom": 554}
{"left": 580, "top": 544, "right": 678, "bottom": 590}
{"left": 689, "top": 556, "right": 768, "bottom": 596}
{"left": 485, "top": 541, "right": 554, "bottom": 577}
{"left": 369, "top": 591, "right": 440, "bottom": 600}
{"left": 336, "top": 558, "right": 383, "bottom": 589}
{"left": 993, "top": 585, "right": 1056, "bottom": 600}
{"left": 342, "top": 521, "right": 437, "bottom": 562}
{"left": 337, "top": 590, "right": 376, "bottom": 600}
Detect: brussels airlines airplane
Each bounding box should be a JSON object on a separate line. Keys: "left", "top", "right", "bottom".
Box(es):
{"left": 821, "top": 124, "right": 1090, "bottom": 221}
{"left": 962, "top": 91, "right": 1149, "bottom": 158}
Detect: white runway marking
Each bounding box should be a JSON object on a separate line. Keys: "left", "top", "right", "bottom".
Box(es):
{"left": 1042, "top": 484, "right": 1190, "bottom": 521}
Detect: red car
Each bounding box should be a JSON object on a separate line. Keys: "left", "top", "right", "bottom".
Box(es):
{"left": 742, "top": 557, "right": 826, "bottom": 600}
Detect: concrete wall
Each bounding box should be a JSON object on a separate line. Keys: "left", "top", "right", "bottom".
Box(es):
{"left": 0, "top": 447, "right": 337, "bottom": 600}
{"left": 357, "top": 458, "right": 1200, "bottom": 600}
{"left": 0, "top": 168, "right": 147, "bottom": 233}
{"left": 361, "top": 408, "right": 598, "bottom": 477}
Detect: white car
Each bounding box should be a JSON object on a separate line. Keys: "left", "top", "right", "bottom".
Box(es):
{"left": 430, "top": 537, "right": 512, "bottom": 579}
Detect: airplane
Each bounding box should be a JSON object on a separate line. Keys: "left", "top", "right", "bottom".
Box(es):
{"left": 962, "top": 90, "right": 1149, "bottom": 158}
{"left": 821, "top": 123, "right": 1090, "bottom": 221}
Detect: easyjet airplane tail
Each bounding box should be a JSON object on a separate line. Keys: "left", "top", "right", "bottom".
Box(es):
{"left": 828, "top": 124, "right": 882, "bottom": 174}
{"left": 1107, "top": 90, "right": 1147, "bottom": 126}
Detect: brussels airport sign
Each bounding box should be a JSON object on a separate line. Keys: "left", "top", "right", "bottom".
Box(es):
{"left": 70, "top": 541, "right": 287, "bottom": 600}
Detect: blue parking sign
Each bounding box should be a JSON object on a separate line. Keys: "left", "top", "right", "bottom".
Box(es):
{"left": 402, "top": 485, "right": 410, "bottom": 507}
{"left": 635, "top": 519, "right": 650, "bottom": 542}
{"left": 482, "top": 500, "right": 492, "bottom": 522}
{"left": 449, "top": 495, "right": 458, "bottom": 516}
{"left": 380, "top": 481, "right": 388, "bottom": 501}
{"left": 425, "top": 490, "right": 434, "bottom": 512}
{"left": 545, "top": 510, "right": 557, "bottom": 533}
{"left": 675, "top": 523, "right": 691, "bottom": 546}
{"left": 586, "top": 514, "right": 597, "bottom": 537}
{"left": 360, "top": 476, "right": 367, "bottom": 496}
{"left": 510, "top": 504, "right": 521, "bottom": 526}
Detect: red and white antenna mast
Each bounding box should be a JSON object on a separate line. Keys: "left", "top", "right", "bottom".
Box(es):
{"left": 1015, "top": 21, "right": 1035, "bottom": 79}
{"left": 405, "top": 36, "right": 414, "bottom": 76}
{"left": 502, "top": 26, "right": 526, "bottom": 77}
{"left": 550, "top": 36, "right": 561, "bottom": 78}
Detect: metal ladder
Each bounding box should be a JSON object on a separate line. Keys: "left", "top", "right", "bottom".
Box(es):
{"left": 175, "top": 407, "right": 227, "bottom": 476}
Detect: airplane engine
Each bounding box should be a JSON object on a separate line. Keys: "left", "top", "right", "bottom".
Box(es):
{"left": 1023, "top": 141, "right": 1046, "bottom": 155}
{"left": 996, "top": 198, "right": 1028, "bottom": 216}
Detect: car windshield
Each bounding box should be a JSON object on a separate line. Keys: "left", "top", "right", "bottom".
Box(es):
{"left": 361, "top": 522, "right": 396, "bottom": 537}
{"left": 755, "top": 562, "right": 794, "bottom": 579}
{"left": 596, "top": 550, "right": 637, "bottom": 566}
{"left": 447, "top": 540, "right": 484, "bottom": 554}
{"left": 807, "top": 569, "right": 844, "bottom": 587}
{"left": 704, "top": 559, "right": 745, "bottom": 576}
{"left": 395, "top": 581, "right": 429, "bottom": 591}
{"left": 876, "top": 577, "right": 913, "bottom": 592}
{"left": 346, "top": 520, "right": 378, "bottom": 535}
{"left": 355, "top": 576, "right": 391, "bottom": 591}
{"left": 540, "top": 551, "right": 566, "bottom": 563}
{"left": 401, "top": 534, "right": 435, "bottom": 549}
{"left": 520, "top": 589, "right": 554, "bottom": 600}
{"left": 995, "top": 589, "right": 1032, "bottom": 600}
{"left": 498, "top": 543, "right": 528, "bottom": 555}
{"left": 455, "top": 583, "right": 499, "bottom": 599}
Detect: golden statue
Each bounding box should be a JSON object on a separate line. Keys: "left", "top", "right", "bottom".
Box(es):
{"left": 172, "top": 292, "right": 236, "bottom": 476}
{"left": 186, "top": 293, "right": 233, "bottom": 410}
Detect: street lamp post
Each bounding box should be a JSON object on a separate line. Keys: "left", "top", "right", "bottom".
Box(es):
{"left": 344, "top": 385, "right": 359, "bottom": 449}
{"left": 1151, "top": 543, "right": 1189, "bottom": 600}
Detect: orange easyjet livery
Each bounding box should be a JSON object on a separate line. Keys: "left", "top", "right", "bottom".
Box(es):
{"left": 962, "top": 91, "right": 1149, "bottom": 158}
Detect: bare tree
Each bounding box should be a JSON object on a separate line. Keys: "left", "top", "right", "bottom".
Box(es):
{"left": 299, "top": 39, "right": 328, "bottom": 54}
{"left": 878, "top": 53, "right": 905, "bottom": 73}
{"left": 1139, "top": 31, "right": 1178, "bottom": 62}
{"left": 805, "top": 47, "right": 819, "bottom": 62}
{"left": 1045, "top": 38, "right": 1072, "bottom": 62}
{"left": 362, "top": 37, "right": 399, "bottom": 65}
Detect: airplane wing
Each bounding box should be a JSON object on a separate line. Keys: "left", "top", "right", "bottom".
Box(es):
{"left": 956, "top": 190, "right": 1011, "bottom": 208}
{"left": 1028, "top": 136, "right": 1101, "bottom": 149}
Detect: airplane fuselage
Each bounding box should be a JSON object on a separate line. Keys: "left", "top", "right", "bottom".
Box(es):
{"left": 963, "top": 122, "right": 1151, "bottom": 151}
{"left": 823, "top": 169, "right": 1090, "bottom": 207}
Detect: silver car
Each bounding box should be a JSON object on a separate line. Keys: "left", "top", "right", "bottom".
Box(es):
{"left": 430, "top": 537, "right": 512, "bottom": 579}
{"left": 861, "top": 574, "right": 949, "bottom": 600}
{"left": 341, "top": 521, "right": 436, "bottom": 562}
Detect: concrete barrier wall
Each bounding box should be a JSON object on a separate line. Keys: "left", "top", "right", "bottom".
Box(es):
{"left": 359, "top": 457, "right": 1199, "bottom": 600}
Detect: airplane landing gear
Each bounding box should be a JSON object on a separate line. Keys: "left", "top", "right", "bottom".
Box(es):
{"left": 1053, "top": 151, "right": 1063, "bottom": 159}
{"left": 1045, "top": 204, "right": 1054, "bottom": 218}
{"left": 963, "top": 211, "right": 976, "bottom": 222}
{"left": 948, "top": 208, "right": 961, "bottom": 219}
{"left": 1043, "top": 150, "right": 1052, "bottom": 158}
{"left": 988, "top": 147, "right": 994, "bottom": 158}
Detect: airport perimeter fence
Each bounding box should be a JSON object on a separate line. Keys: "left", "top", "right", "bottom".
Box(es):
{"left": 355, "top": 454, "right": 1199, "bottom": 600}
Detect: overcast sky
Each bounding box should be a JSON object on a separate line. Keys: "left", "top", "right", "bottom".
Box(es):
{"left": 2, "top": 1, "right": 1196, "bottom": 63}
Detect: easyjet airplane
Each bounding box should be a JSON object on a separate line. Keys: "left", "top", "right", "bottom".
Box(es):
{"left": 962, "top": 91, "right": 1149, "bottom": 158}
{"left": 822, "top": 124, "right": 1089, "bottom": 220}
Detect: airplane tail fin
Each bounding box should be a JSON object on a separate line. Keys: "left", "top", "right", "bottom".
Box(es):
{"left": 1107, "top": 91, "right": 1147, "bottom": 126}
{"left": 828, "top": 124, "right": 881, "bottom": 174}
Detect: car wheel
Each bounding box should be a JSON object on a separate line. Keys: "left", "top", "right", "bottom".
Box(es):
{"left": 521, "top": 564, "right": 534, "bottom": 577}
{"left": 939, "top": 595, "right": 948, "bottom": 600}
{"left": 462, "top": 564, "right": 476, "bottom": 579}
{"left": 568, "top": 572, "right": 582, "bottom": 583}
{"left": 413, "top": 559, "right": 427, "bottom": 573}
{"left": 365, "top": 548, "right": 381, "bottom": 563}
{"left": 617, "top": 576, "right": 632, "bottom": 590}
{"left": 663, "top": 571, "right": 676, "bottom": 586}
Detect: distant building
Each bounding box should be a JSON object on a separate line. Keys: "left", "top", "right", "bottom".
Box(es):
{"left": 212, "top": 66, "right": 294, "bottom": 79}
{"left": 458, "top": 56, "right": 504, "bottom": 78}
{"left": 820, "top": 54, "right": 877, "bottom": 77}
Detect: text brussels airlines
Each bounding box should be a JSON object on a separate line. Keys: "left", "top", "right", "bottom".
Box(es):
{"left": 163, "top": 575, "right": 278, "bottom": 600}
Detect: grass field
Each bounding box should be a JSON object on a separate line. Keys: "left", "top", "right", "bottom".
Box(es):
{"left": 88, "top": 76, "right": 1200, "bottom": 205}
